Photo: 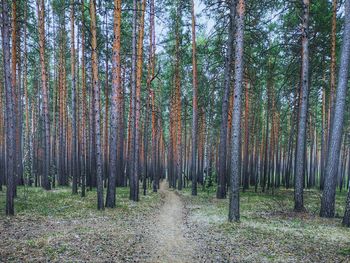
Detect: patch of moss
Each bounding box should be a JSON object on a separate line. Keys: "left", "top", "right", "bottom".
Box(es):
{"left": 339, "top": 247, "right": 350, "bottom": 256}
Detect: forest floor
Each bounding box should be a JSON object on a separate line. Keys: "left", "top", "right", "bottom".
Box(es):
{"left": 1, "top": 182, "right": 350, "bottom": 262}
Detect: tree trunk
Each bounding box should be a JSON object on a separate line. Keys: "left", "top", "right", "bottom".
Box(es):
{"left": 1, "top": 0, "right": 16, "bottom": 215}
{"left": 175, "top": 1, "right": 182, "bottom": 190}
{"left": 321, "top": 0, "right": 350, "bottom": 218}
{"left": 104, "top": 10, "right": 110, "bottom": 190}
{"left": 243, "top": 80, "right": 250, "bottom": 191}
{"left": 228, "top": 0, "right": 245, "bottom": 222}
{"left": 328, "top": 0, "right": 337, "bottom": 139}
{"left": 23, "top": 0, "right": 30, "bottom": 186}
{"left": 11, "top": 0, "right": 19, "bottom": 191}
{"left": 106, "top": 0, "right": 122, "bottom": 208}
{"left": 80, "top": 0, "right": 87, "bottom": 197}
{"left": 321, "top": 71, "right": 327, "bottom": 190}
{"left": 130, "top": 0, "right": 146, "bottom": 201}
{"left": 217, "top": 0, "right": 236, "bottom": 199}
{"left": 71, "top": 0, "right": 78, "bottom": 194}
{"left": 191, "top": 0, "right": 198, "bottom": 196}
{"left": 294, "top": 0, "right": 309, "bottom": 212}
{"left": 90, "top": 0, "right": 104, "bottom": 210}
{"left": 37, "top": 0, "right": 51, "bottom": 190}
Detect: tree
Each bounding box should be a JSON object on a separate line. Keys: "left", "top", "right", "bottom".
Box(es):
{"left": 37, "top": 0, "right": 51, "bottom": 190}
{"left": 71, "top": 0, "right": 78, "bottom": 194}
{"left": 329, "top": 0, "right": 337, "bottom": 136}
{"left": 145, "top": 0, "right": 156, "bottom": 194}
{"left": 243, "top": 80, "right": 250, "bottom": 191}
{"left": 175, "top": 1, "right": 182, "bottom": 191}
{"left": 217, "top": 0, "right": 235, "bottom": 199}
{"left": 294, "top": 0, "right": 310, "bottom": 212}
{"left": 191, "top": 0, "right": 198, "bottom": 196}
{"left": 228, "top": 0, "right": 245, "bottom": 222}
{"left": 23, "top": 0, "right": 30, "bottom": 187}
{"left": 106, "top": 0, "right": 122, "bottom": 208}
{"left": 90, "top": 0, "right": 104, "bottom": 210}
{"left": 11, "top": 0, "right": 20, "bottom": 190}
{"left": 1, "top": 0, "right": 16, "bottom": 215}
{"left": 128, "top": 0, "right": 138, "bottom": 201}
{"left": 321, "top": 0, "right": 350, "bottom": 219}
{"left": 80, "top": 0, "right": 87, "bottom": 197}
{"left": 132, "top": 0, "right": 146, "bottom": 201}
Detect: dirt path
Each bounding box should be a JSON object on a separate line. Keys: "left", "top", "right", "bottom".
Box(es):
{"left": 148, "top": 181, "right": 198, "bottom": 263}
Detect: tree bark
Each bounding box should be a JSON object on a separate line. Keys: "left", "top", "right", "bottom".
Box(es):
{"left": 37, "top": 0, "right": 51, "bottom": 190}
{"left": 328, "top": 0, "right": 337, "bottom": 139}
{"left": 1, "top": 0, "right": 16, "bottom": 215}
{"left": 294, "top": 0, "right": 309, "bottom": 212}
{"left": 80, "top": 0, "right": 87, "bottom": 197}
{"left": 191, "top": 0, "right": 198, "bottom": 196}
{"left": 175, "top": 1, "right": 182, "bottom": 190}
{"left": 243, "top": 80, "right": 250, "bottom": 191}
{"left": 217, "top": 0, "right": 236, "bottom": 199}
{"left": 106, "top": 0, "right": 122, "bottom": 208}
{"left": 104, "top": 8, "right": 109, "bottom": 189}
{"left": 228, "top": 0, "right": 245, "bottom": 222}
{"left": 90, "top": 0, "right": 104, "bottom": 210}
{"left": 129, "top": 0, "right": 138, "bottom": 200}
{"left": 71, "top": 0, "right": 78, "bottom": 194}
{"left": 321, "top": 0, "right": 350, "bottom": 218}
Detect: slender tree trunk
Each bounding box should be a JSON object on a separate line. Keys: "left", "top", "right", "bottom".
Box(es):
{"left": 328, "top": 0, "right": 337, "bottom": 139}
{"left": 175, "top": 1, "right": 182, "bottom": 190}
{"left": 106, "top": 0, "right": 122, "bottom": 208}
{"left": 308, "top": 116, "right": 314, "bottom": 188}
{"left": 1, "top": 0, "right": 16, "bottom": 215}
{"left": 217, "top": 0, "right": 235, "bottom": 199}
{"left": 294, "top": 0, "right": 309, "bottom": 212}
{"left": 243, "top": 80, "right": 250, "bottom": 191}
{"left": 321, "top": 0, "right": 350, "bottom": 218}
{"left": 0, "top": 55, "right": 4, "bottom": 191}
{"left": 151, "top": 91, "right": 158, "bottom": 192}
{"left": 23, "top": 0, "right": 30, "bottom": 186}
{"left": 228, "top": 0, "right": 245, "bottom": 222}
{"left": 90, "top": 0, "right": 104, "bottom": 210}
{"left": 37, "top": 0, "right": 51, "bottom": 190}
{"left": 80, "top": 0, "right": 87, "bottom": 197}
{"left": 321, "top": 70, "right": 327, "bottom": 190}
{"left": 142, "top": 97, "right": 149, "bottom": 195}
{"left": 11, "top": 0, "right": 19, "bottom": 191}
{"left": 130, "top": 0, "right": 146, "bottom": 201}
{"left": 263, "top": 75, "right": 271, "bottom": 192}
{"left": 191, "top": 0, "right": 198, "bottom": 196}
{"left": 71, "top": 0, "right": 78, "bottom": 194}
{"left": 129, "top": 0, "right": 138, "bottom": 199}
{"left": 104, "top": 9, "right": 109, "bottom": 189}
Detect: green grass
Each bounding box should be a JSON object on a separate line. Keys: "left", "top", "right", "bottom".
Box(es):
{"left": 0, "top": 185, "right": 160, "bottom": 218}
{"left": 179, "top": 185, "right": 350, "bottom": 262}
{"left": 181, "top": 185, "right": 348, "bottom": 219}
{"left": 1, "top": 183, "right": 349, "bottom": 262}
{"left": 0, "top": 185, "right": 161, "bottom": 262}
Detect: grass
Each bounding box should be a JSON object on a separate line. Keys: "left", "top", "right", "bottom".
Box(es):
{"left": 1, "top": 183, "right": 350, "bottom": 262}
{"left": 0, "top": 185, "right": 160, "bottom": 218}
{"left": 180, "top": 185, "right": 350, "bottom": 262}
{"left": 0, "top": 185, "right": 161, "bottom": 262}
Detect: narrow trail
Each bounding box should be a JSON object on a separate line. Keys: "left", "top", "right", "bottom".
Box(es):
{"left": 148, "top": 181, "right": 198, "bottom": 263}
